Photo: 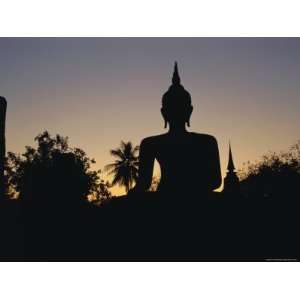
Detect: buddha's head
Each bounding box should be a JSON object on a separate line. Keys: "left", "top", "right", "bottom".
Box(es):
{"left": 161, "top": 62, "right": 193, "bottom": 129}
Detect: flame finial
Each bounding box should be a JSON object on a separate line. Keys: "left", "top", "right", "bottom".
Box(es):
{"left": 172, "top": 61, "right": 181, "bottom": 85}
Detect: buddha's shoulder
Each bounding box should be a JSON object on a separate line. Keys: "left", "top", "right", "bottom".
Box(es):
{"left": 140, "top": 133, "right": 218, "bottom": 145}
{"left": 189, "top": 132, "right": 218, "bottom": 143}
{"left": 140, "top": 134, "right": 168, "bottom": 145}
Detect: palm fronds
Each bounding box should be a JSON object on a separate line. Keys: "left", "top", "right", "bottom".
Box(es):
{"left": 105, "top": 141, "right": 139, "bottom": 193}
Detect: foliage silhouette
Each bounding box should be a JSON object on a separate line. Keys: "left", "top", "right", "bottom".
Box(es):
{"left": 105, "top": 141, "right": 139, "bottom": 193}
{"left": 6, "top": 131, "right": 101, "bottom": 207}
{"left": 90, "top": 177, "right": 112, "bottom": 206}
{"left": 239, "top": 141, "right": 300, "bottom": 199}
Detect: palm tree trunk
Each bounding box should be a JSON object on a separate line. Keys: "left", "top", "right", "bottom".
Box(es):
{"left": 0, "top": 97, "right": 7, "bottom": 201}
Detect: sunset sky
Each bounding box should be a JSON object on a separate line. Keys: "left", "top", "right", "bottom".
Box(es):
{"left": 1, "top": 38, "right": 300, "bottom": 195}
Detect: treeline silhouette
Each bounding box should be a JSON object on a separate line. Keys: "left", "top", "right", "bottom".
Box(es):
{"left": 239, "top": 142, "right": 300, "bottom": 200}
{"left": 1, "top": 132, "right": 300, "bottom": 261}
{"left": 4, "top": 131, "right": 111, "bottom": 205}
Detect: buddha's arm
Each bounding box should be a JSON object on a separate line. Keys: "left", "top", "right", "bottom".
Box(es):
{"left": 209, "top": 138, "right": 222, "bottom": 190}
{"left": 133, "top": 138, "right": 155, "bottom": 192}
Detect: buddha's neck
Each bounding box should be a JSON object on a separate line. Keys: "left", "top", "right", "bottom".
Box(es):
{"left": 168, "top": 124, "right": 188, "bottom": 135}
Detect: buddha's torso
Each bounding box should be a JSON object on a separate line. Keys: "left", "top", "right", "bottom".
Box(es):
{"left": 142, "top": 132, "right": 221, "bottom": 193}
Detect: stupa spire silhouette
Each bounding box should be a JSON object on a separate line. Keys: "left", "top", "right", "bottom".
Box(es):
{"left": 227, "top": 142, "right": 235, "bottom": 172}
{"left": 223, "top": 141, "right": 240, "bottom": 197}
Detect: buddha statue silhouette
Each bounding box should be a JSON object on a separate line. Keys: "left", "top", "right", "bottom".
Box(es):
{"left": 132, "top": 62, "right": 222, "bottom": 196}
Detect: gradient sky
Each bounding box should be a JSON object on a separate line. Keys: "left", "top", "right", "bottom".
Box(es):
{"left": 1, "top": 38, "right": 300, "bottom": 195}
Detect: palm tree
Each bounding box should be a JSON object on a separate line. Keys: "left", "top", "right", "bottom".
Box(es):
{"left": 105, "top": 141, "right": 139, "bottom": 193}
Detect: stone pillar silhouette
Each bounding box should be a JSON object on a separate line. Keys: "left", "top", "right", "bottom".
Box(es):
{"left": 0, "top": 96, "right": 7, "bottom": 201}
{"left": 223, "top": 142, "right": 240, "bottom": 198}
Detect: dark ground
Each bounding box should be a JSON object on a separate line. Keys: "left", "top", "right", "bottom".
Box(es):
{"left": 1, "top": 192, "right": 299, "bottom": 261}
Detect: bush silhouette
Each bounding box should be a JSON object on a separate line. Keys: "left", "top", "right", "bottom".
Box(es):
{"left": 6, "top": 131, "right": 101, "bottom": 208}
{"left": 240, "top": 141, "right": 300, "bottom": 199}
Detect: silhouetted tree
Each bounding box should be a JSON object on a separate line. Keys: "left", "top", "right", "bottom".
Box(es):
{"left": 6, "top": 131, "right": 100, "bottom": 208}
{"left": 89, "top": 171, "right": 112, "bottom": 206}
{"left": 239, "top": 141, "right": 300, "bottom": 199}
{"left": 3, "top": 157, "right": 16, "bottom": 200}
{"left": 105, "top": 141, "right": 139, "bottom": 193}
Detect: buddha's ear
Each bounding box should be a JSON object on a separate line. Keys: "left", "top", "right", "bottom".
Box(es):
{"left": 186, "top": 105, "right": 193, "bottom": 127}
{"left": 161, "top": 108, "right": 168, "bottom": 129}
{"left": 190, "top": 105, "right": 194, "bottom": 115}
